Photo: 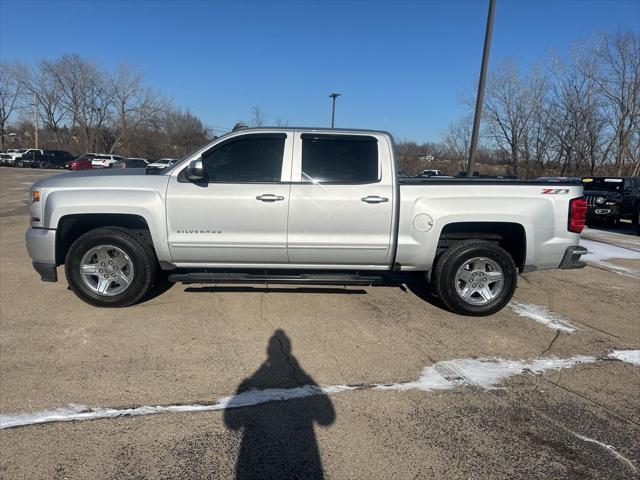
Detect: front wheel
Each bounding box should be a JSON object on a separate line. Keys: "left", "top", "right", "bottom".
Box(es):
{"left": 65, "top": 227, "right": 157, "bottom": 307}
{"left": 431, "top": 240, "right": 518, "bottom": 316}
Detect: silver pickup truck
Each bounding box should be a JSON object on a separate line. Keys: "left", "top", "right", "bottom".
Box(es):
{"left": 26, "top": 128, "right": 588, "bottom": 315}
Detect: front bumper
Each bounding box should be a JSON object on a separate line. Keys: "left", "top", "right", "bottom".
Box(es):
{"left": 559, "top": 246, "right": 588, "bottom": 269}
{"left": 26, "top": 227, "right": 58, "bottom": 282}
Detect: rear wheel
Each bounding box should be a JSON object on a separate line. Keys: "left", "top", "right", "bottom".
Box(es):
{"left": 39, "top": 160, "right": 49, "bottom": 169}
{"left": 65, "top": 227, "right": 157, "bottom": 307}
{"left": 431, "top": 240, "right": 517, "bottom": 316}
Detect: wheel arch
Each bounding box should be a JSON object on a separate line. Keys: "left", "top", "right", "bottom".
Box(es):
{"left": 56, "top": 213, "right": 154, "bottom": 266}
{"left": 436, "top": 221, "right": 527, "bottom": 272}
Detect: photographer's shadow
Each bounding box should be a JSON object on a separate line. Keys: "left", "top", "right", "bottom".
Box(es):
{"left": 224, "top": 330, "right": 335, "bottom": 480}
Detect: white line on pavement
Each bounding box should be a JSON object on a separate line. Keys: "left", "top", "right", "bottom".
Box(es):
{"left": 2, "top": 351, "right": 637, "bottom": 430}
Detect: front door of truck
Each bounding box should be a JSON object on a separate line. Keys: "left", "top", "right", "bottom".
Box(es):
{"left": 287, "top": 133, "right": 394, "bottom": 266}
{"left": 166, "top": 132, "right": 293, "bottom": 265}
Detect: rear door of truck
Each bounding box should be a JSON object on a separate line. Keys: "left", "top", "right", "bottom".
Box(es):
{"left": 286, "top": 132, "right": 395, "bottom": 266}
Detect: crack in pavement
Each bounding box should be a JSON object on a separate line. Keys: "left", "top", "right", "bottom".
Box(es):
{"left": 541, "top": 330, "right": 561, "bottom": 356}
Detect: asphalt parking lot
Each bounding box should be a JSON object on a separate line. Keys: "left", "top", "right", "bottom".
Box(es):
{"left": 0, "top": 167, "right": 639, "bottom": 479}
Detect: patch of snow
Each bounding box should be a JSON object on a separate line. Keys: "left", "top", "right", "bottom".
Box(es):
{"left": 608, "top": 350, "right": 640, "bottom": 366}
{"left": 509, "top": 301, "right": 577, "bottom": 333}
{"left": 0, "top": 354, "right": 596, "bottom": 430}
{"left": 580, "top": 239, "right": 640, "bottom": 278}
{"left": 573, "top": 433, "right": 637, "bottom": 473}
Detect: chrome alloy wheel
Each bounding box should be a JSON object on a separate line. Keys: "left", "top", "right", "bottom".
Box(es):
{"left": 80, "top": 245, "right": 134, "bottom": 296}
{"left": 454, "top": 256, "right": 504, "bottom": 305}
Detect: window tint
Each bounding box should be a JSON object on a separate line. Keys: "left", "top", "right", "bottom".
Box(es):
{"left": 301, "top": 134, "right": 378, "bottom": 183}
{"left": 201, "top": 133, "right": 285, "bottom": 182}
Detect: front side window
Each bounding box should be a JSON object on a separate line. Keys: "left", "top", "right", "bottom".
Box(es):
{"left": 201, "top": 133, "right": 285, "bottom": 182}
{"left": 301, "top": 134, "right": 378, "bottom": 183}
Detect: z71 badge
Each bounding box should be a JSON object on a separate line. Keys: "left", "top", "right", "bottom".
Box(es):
{"left": 541, "top": 188, "right": 570, "bottom": 194}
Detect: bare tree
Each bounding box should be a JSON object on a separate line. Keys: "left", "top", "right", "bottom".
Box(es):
{"left": 15, "top": 60, "right": 70, "bottom": 148}
{"left": 442, "top": 115, "right": 473, "bottom": 172}
{"left": 250, "top": 105, "right": 268, "bottom": 127}
{"left": 592, "top": 31, "right": 640, "bottom": 176}
{"left": 0, "top": 63, "right": 22, "bottom": 150}
{"left": 481, "top": 59, "right": 533, "bottom": 176}
{"left": 107, "top": 63, "right": 168, "bottom": 154}
{"left": 162, "top": 108, "right": 211, "bottom": 157}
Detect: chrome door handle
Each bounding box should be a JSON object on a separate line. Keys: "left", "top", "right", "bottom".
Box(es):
{"left": 361, "top": 195, "right": 389, "bottom": 204}
{"left": 256, "top": 194, "right": 285, "bottom": 202}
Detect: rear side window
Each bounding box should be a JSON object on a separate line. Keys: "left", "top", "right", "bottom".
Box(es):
{"left": 301, "top": 134, "right": 379, "bottom": 183}
{"left": 202, "top": 133, "right": 285, "bottom": 182}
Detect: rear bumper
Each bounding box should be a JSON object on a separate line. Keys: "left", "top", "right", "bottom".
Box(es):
{"left": 559, "top": 246, "right": 588, "bottom": 269}
{"left": 26, "top": 227, "right": 58, "bottom": 281}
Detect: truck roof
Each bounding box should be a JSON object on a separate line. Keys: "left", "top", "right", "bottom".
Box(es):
{"left": 225, "top": 126, "right": 393, "bottom": 137}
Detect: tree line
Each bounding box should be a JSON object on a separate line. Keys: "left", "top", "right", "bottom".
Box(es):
{"left": 398, "top": 30, "right": 640, "bottom": 178}
{"left": 2, "top": 30, "right": 638, "bottom": 176}
{"left": 0, "top": 54, "right": 211, "bottom": 159}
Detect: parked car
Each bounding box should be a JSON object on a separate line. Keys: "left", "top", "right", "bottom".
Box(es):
{"left": 12, "top": 149, "right": 44, "bottom": 166}
{"left": 90, "top": 153, "right": 125, "bottom": 168}
{"left": 26, "top": 128, "right": 588, "bottom": 315}
{"left": 419, "top": 169, "right": 444, "bottom": 177}
{"left": 535, "top": 177, "right": 581, "bottom": 183}
{"left": 66, "top": 154, "right": 96, "bottom": 170}
{"left": 16, "top": 150, "right": 45, "bottom": 168}
{"left": 582, "top": 176, "right": 640, "bottom": 229}
{"left": 113, "top": 158, "right": 149, "bottom": 168}
{"left": 20, "top": 150, "right": 75, "bottom": 169}
{"left": 146, "top": 158, "right": 178, "bottom": 170}
{"left": 0, "top": 153, "right": 13, "bottom": 165}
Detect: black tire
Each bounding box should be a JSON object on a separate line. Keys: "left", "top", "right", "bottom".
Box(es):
{"left": 431, "top": 240, "right": 518, "bottom": 316}
{"left": 606, "top": 215, "right": 619, "bottom": 228}
{"left": 65, "top": 227, "right": 157, "bottom": 307}
{"left": 39, "top": 160, "right": 49, "bottom": 169}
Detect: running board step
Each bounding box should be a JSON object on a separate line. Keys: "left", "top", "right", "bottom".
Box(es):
{"left": 168, "top": 271, "right": 389, "bottom": 286}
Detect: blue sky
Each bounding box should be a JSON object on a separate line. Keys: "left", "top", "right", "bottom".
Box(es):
{"left": 1, "top": 0, "right": 638, "bottom": 142}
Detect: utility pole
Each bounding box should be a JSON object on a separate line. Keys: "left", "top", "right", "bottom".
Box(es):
{"left": 467, "top": 0, "right": 495, "bottom": 176}
{"left": 33, "top": 93, "right": 39, "bottom": 149}
{"left": 329, "top": 93, "right": 341, "bottom": 128}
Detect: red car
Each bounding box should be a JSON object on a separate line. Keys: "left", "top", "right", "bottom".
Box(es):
{"left": 66, "top": 156, "right": 94, "bottom": 170}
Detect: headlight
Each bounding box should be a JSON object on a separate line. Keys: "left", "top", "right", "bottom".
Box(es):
{"left": 595, "top": 196, "right": 605, "bottom": 205}
{"left": 31, "top": 191, "right": 41, "bottom": 202}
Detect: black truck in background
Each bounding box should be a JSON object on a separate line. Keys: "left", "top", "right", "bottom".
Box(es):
{"left": 582, "top": 176, "right": 640, "bottom": 233}
{"left": 17, "top": 150, "right": 75, "bottom": 169}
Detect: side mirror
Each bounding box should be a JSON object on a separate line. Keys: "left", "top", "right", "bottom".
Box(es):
{"left": 185, "top": 159, "right": 207, "bottom": 182}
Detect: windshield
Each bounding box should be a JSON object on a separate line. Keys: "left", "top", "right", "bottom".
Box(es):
{"left": 582, "top": 178, "right": 623, "bottom": 192}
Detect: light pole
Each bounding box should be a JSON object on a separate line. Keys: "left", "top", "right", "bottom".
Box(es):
{"left": 467, "top": 0, "right": 496, "bottom": 176}
{"left": 329, "top": 93, "right": 341, "bottom": 128}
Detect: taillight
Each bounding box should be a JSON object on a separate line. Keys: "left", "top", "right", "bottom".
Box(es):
{"left": 568, "top": 196, "right": 587, "bottom": 233}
